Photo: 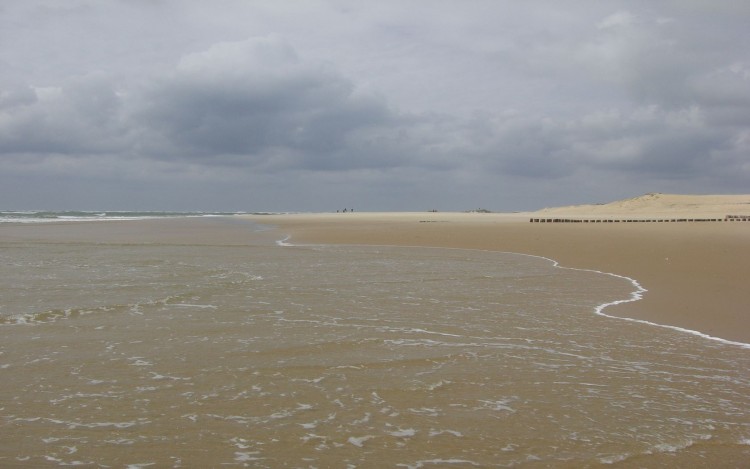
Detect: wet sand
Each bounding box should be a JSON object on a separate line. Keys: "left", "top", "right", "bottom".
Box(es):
{"left": 245, "top": 208, "right": 750, "bottom": 344}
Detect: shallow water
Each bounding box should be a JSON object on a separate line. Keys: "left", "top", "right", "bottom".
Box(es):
{"left": 1, "top": 222, "right": 748, "bottom": 467}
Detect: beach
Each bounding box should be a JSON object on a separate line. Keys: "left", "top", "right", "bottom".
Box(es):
{"left": 1, "top": 203, "right": 749, "bottom": 466}
{"left": 246, "top": 194, "right": 750, "bottom": 345}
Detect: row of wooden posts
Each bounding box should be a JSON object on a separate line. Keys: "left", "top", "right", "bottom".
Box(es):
{"left": 530, "top": 215, "right": 750, "bottom": 223}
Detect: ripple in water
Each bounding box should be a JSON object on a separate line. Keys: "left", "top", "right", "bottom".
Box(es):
{"left": 1, "top": 241, "right": 748, "bottom": 467}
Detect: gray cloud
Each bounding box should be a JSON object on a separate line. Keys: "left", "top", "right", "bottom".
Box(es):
{"left": 133, "top": 37, "right": 412, "bottom": 173}
{"left": 0, "top": 0, "right": 748, "bottom": 211}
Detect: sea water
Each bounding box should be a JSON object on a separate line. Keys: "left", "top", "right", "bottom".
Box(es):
{"left": 0, "top": 211, "right": 252, "bottom": 223}
{"left": 0, "top": 218, "right": 748, "bottom": 467}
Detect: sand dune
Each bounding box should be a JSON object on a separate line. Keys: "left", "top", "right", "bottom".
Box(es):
{"left": 536, "top": 192, "right": 750, "bottom": 217}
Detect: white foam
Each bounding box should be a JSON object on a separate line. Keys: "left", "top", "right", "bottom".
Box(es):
{"left": 477, "top": 399, "right": 516, "bottom": 412}
{"left": 44, "top": 418, "right": 148, "bottom": 429}
{"left": 427, "top": 380, "right": 451, "bottom": 391}
{"left": 292, "top": 376, "right": 325, "bottom": 384}
{"left": 235, "top": 452, "right": 264, "bottom": 462}
{"left": 230, "top": 437, "right": 251, "bottom": 449}
{"left": 648, "top": 439, "right": 696, "bottom": 454}
{"left": 403, "top": 328, "right": 462, "bottom": 337}
{"left": 429, "top": 429, "right": 463, "bottom": 437}
{"left": 269, "top": 410, "right": 293, "bottom": 420}
{"left": 591, "top": 281, "right": 750, "bottom": 349}
{"left": 44, "top": 456, "right": 92, "bottom": 466}
{"left": 397, "top": 459, "right": 480, "bottom": 468}
{"left": 599, "top": 453, "right": 631, "bottom": 464}
{"left": 516, "top": 253, "right": 750, "bottom": 350}
{"left": 136, "top": 386, "right": 158, "bottom": 392}
{"left": 128, "top": 357, "right": 152, "bottom": 366}
{"left": 104, "top": 438, "right": 135, "bottom": 445}
{"left": 347, "top": 435, "right": 374, "bottom": 447}
{"left": 388, "top": 428, "right": 417, "bottom": 438}
{"left": 169, "top": 304, "right": 217, "bottom": 309}
{"left": 351, "top": 413, "right": 371, "bottom": 425}
{"left": 301, "top": 433, "right": 327, "bottom": 443}
{"left": 276, "top": 235, "right": 294, "bottom": 246}
{"left": 408, "top": 407, "right": 440, "bottom": 417}
{"left": 149, "top": 372, "right": 190, "bottom": 381}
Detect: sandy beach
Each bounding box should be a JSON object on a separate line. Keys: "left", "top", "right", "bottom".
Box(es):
{"left": 247, "top": 194, "right": 750, "bottom": 344}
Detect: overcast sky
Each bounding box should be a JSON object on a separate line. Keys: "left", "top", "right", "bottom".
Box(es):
{"left": 1, "top": 1, "right": 748, "bottom": 211}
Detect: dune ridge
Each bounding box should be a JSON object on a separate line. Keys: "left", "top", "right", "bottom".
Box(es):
{"left": 536, "top": 193, "right": 750, "bottom": 217}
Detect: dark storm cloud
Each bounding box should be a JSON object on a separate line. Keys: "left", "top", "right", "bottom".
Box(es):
{"left": 0, "top": 36, "right": 409, "bottom": 174}
{"left": 134, "top": 38, "right": 397, "bottom": 171}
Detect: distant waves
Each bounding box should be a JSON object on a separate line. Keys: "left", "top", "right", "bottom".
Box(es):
{"left": 0, "top": 210, "right": 264, "bottom": 223}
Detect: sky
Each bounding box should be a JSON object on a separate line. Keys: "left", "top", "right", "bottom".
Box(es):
{"left": 0, "top": 0, "right": 748, "bottom": 212}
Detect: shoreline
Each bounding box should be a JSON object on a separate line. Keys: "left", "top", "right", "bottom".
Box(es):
{"left": 244, "top": 211, "right": 750, "bottom": 345}
{"left": 1, "top": 207, "right": 747, "bottom": 346}
{"left": 3, "top": 214, "right": 749, "bottom": 466}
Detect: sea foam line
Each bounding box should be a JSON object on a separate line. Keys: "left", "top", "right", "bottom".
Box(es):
{"left": 275, "top": 235, "right": 293, "bottom": 246}
{"left": 536, "top": 255, "right": 750, "bottom": 350}
{"left": 276, "top": 235, "right": 750, "bottom": 350}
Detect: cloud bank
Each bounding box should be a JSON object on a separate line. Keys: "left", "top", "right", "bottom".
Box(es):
{"left": 0, "top": 1, "right": 747, "bottom": 210}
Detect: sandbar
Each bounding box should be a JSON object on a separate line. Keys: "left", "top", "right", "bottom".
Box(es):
{"left": 246, "top": 194, "right": 750, "bottom": 344}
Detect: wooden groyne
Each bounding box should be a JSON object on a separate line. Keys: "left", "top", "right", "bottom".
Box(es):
{"left": 530, "top": 215, "right": 750, "bottom": 223}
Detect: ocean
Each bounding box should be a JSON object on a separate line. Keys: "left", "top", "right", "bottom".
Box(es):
{"left": 0, "top": 211, "right": 263, "bottom": 224}
{"left": 0, "top": 216, "right": 748, "bottom": 467}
